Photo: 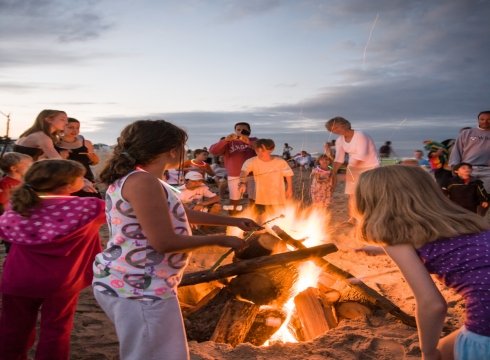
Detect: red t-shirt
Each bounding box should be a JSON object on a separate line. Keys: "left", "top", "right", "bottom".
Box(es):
{"left": 0, "top": 176, "right": 21, "bottom": 209}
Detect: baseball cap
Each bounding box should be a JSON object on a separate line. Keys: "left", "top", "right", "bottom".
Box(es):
{"left": 185, "top": 171, "right": 204, "bottom": 181}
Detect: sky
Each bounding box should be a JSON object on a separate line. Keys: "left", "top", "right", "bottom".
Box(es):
{"left": 1, "top": 0, "right": 489, "bottom": 157}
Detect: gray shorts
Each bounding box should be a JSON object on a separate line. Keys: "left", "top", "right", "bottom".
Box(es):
{"left": 93, "top": 289, "right": 189, "bottom": 360}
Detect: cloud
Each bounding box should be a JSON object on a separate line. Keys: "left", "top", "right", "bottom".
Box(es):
{"left": 0, "top": 0, "right": 111, "bottom": 68}
{"left": 219, "top": 0, "right": 284, "bottom": 21}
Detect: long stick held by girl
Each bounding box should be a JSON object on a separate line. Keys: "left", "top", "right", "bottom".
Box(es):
{"left": 0, "top": 159, "right": 106, "bottom": 359}
{"left": 354, "top": 165, "right": 490, "bottom": 360}
{"left": 92, "top": 120, "right": 260, "bottom": 360}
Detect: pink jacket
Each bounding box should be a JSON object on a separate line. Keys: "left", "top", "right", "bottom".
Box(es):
{"left": 0, "top": 197, "right": 106, "bottom": 297}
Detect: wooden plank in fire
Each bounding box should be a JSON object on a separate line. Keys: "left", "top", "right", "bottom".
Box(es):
{"left": 179, "top": 243, "right": 338, "bottom": 287}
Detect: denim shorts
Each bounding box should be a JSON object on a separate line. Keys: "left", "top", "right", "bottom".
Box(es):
{"left": 455, "top": 326, "right": 490, "bottom": 360}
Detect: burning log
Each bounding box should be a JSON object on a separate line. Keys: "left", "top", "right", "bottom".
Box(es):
{"left": 228, "top": 265, "right": 297, "bottom": 306}
{"left": 271, "top": 225, "right": 416, "bottom": 327}
{"left": 336, "top": 302, "right": 372, "bottom": 320}
{"left": 179, "top": 243, "right": 338, "bottom": 287}
{"left": 184, "top": 287, "right": 236, "bottom": 342}
{"left": 294, "top": 287, "right": 338, "bottom": 341}
{"left": 244, "top": 307, "right": 287, "bottom": 346}
{"left": 234, "top": 233, "right": 288, "bottom": 259}
{"left": 210, "top": 298, "right": 260, "bottom": 346}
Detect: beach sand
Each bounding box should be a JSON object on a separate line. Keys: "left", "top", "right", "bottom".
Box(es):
{"left": 0, "top": 167, "right": 465, "bottom": 359}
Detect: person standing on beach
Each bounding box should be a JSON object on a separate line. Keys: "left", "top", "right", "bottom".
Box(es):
{"left": 325, "top": 116, "right": 379, "bottom": 218}
{"left": 239, "top": 139, "right": 293, "bottom": 215}
{"left": 13, "top": 109, "right": 67, "bottom": 160}
{"left": 92, "top": 120, "right": 260, "bottom": 360}
{"left": 56, "top": 117, "right": 100, "bottom": 197}
{"left": 449, "top": 111, "right": 490, "bottom": 216}
{"left": 354, "top": 165, "right": 490, "bottom": 360}
{"left": 0, "top": 160, "right": 106, "bottom": 360}
{"left": 209, "top": 122, "right": 257, "bottom": 211}
{"left": 379, "top": 141, "right": 393, "bottom": 158}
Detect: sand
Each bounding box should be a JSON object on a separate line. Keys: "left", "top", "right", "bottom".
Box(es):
{"left": 0, "top": 167, "right": 465, "bottom": 359}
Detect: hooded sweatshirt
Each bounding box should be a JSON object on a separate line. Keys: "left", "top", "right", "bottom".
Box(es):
{"left": 0, "top": 196, "right": 105, "bottom": 297}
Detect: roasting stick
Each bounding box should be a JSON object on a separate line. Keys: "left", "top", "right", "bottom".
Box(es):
{"left": 347, "top": 269, "right": 399, "bottom": 284}
{"left": 209, "top": 214, "right": 285, "bottom": 271}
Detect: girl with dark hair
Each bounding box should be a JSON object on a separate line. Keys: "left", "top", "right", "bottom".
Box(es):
{"left": 56, "top": 117, "right": 100, "bottom": 197}
{"left": 0, "top": 159, "right": 106, "bottom": 359}
{"left": 93, "top": 120, "right": 260, "bottom": 360}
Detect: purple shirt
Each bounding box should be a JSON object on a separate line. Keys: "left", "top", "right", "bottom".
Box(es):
{"left": 416, "top": 230, "right": 490, "bottom": 336}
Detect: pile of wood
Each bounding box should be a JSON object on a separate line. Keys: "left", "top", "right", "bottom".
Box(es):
{"left": 178, "top": 227, "right": 415, "bottom": 347}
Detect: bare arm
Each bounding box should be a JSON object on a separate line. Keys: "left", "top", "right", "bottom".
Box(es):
{"left": 84, "top": 139, "right": 100, "bottom": 165}
{"left": 185, "top": 207, "right": 261, "bottom": 230}
{"left": 285, "top": 176, "right": 293, "bottom": 199}
{"left": 37, "top": 133, "right": 62, "bottom": 159}
{"left": 385, "top": 244, "right": 447, "bottom": 360}
{"left": 123, "top": 172, "right": 244, "bottom": 252}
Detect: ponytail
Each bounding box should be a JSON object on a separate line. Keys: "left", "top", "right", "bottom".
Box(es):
{"left": 99, "top": 120, "right": 188, "bottom": 185}
{"left": 11, "top": 183, "right": 41, "bottom": 217}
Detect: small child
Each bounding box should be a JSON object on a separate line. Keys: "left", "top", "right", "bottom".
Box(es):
{"left": 354, "top": 165, "right": 490, "bottom": 359}
{"left": 240, "top": 138, "right": 294, "bottom": 214}
{"left": 183, "top": 148, "right": 215, "bottom": 179}
{"left": 0, "top": 159, "right": 106, "bottom": 359}
{"left": 179, "top": 171, "right": 221, "bottom": 214}
{"left": 0, "top": 152, "right": 33, "bottom": 254}
{"left": 0, "top": 152, "right": 33, "bottom": 212}
{"left": 442, "top": 162, "right": 489, "bottom": 214}
{"left": 310, "top": 154, "right": 333, "bottom": 208}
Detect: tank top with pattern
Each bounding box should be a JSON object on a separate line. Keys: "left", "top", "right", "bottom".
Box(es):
{"left": 93, "top": 170, "right": 191, "bottom": 300}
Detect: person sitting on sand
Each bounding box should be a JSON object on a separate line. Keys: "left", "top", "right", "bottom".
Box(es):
{"left": 441, "top": 162, "right": 489, "bottom": 214}
{"left": 183, "top": 149, "right": 215, "bottom": 180}
{"left": 179, "top": 171, "right": 221, "bottom": 214}
{"left": 354, "top": 165, "right": 490, "bottom": 360}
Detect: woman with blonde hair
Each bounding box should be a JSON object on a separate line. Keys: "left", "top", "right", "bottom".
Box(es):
{"left": 13, "top": 109, "right": 67, "bottom": 160}
{"left": 354, "top": 165, "right": 490, "bottom": 360}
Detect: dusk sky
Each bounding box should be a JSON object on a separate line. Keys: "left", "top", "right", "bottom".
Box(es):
{"left": 1, "top": 0, "right": 489, "bottom": 156}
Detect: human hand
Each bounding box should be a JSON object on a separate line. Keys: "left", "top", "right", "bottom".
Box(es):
{"left": 354, "top": 245, "right": 386, "bottom": 256}
{"left": 82, "top": 178, "right": 97, "bottom": 193}
{"left": 233, "top": 218, "right": 263, "bottom": 232}
{"left": 224, "top": 134, "right": 239, "bottom": 142}
{"left": 59, "top": 149, "right": 70, "bottom": 159}
{"left": 220, "top": 236, "right": 244, "bottom": 251}
{"left": 481, "top": 201, "right": 489, "bottom": 208}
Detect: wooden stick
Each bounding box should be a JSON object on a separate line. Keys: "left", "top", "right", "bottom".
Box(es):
{"left": 180, "top": 243, "right": 338, "bottom": 287}
{"left": 271, "top": 225, "right": 416, "bottom": 327}
{"left": 209, "top": 214, "right": 285, "bottom": 271}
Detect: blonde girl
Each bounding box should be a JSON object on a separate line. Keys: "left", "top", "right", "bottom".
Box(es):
{"left": 354, "top": 165, "right": 490, "bottom": 360}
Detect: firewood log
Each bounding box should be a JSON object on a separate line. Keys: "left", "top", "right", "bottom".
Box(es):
{"left": 180, "top": 243, "right": 338, "bottom": 287}
{"left": 184, "top": 287, "right": 236, "bottom": 342}
{"left": 336, "top": 302, "right": 372, "bottom": 320}
{"left": 244, "top": 307, "right": 287, "bottom": 346}
{"left": 294, "top": 287, "right": 338, "bottom": 340}
{"left": 210, "top": 298, "right": 260, "bottom": 346}
{"left": 228, "top": 265, "right": 298, "bottom": 306}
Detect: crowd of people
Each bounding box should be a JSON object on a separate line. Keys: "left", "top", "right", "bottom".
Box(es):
{"left": 0, "top": 109, "right": 488, "bottom": 359}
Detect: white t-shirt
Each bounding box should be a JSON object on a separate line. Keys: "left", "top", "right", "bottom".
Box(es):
{"left": 241, "top": 156, "right": 294, "bottom": 205}
{"left": 178, "top": 184, "right": 217, "bottom": 204}
{"left": 334, "top": 131, "right": 380, "bottom": 168}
